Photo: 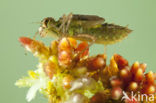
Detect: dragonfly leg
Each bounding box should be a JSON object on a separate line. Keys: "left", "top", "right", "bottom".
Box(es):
{"left": 59, "top": 13, "right": 73, "bottom": 35}
{"left": 76, "top": 34, "right": 96, "bottom": 46}
{"left": 58, "top": 14, "right": 74, "bottom": 51}
{"left": 75, "top": 34, "right": 107, "bottom": 55}
{"left": 58, "top": 14, "right": 67, "bottom": 34}
{"left": 65, "top": 13, "right": 73, "bottom": 33}
{"left": 74, "top": 34, "right": 96, "bottom": 57}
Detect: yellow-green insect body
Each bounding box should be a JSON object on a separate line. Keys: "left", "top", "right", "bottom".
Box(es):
{"left": 67, "top": 23, "right": 132, "bottom": 44}
{"left": 38, "top": 14, "right": 132, "bottom": 45}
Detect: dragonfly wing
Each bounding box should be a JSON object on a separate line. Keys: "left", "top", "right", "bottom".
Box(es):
{"left": 95, "top": 23, "right": 132, "bottom": 44}
{"left": 71, "top": 23, "right": 132, "bottom": 45}
{"left": 58, "top": 14, "right": 105, "bottom": 28}
{"left": 72, "top": 14, "right": 105, "bottom": 27}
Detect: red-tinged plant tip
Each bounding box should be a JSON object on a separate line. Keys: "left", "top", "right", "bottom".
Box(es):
{"left": 90, "top": 91, "right": 110, "bottom": 103}
{"left": 19, "top": 37, "right": 50, "bottom": 58}
{"left": 110, "top": 78, "right": 122, "bottom": 87}
{"left": 93, "top": 55, "right": 106, "bottom": 68}
{"left": 142, "top": 85, "right": 155, "bottom": 94}
{"left": 19, "top": 37, "right": 33, "bottom": 46}
{"left": 58, "top": 38, "right": 72, "bottom": 51}
{"left": 50, "top": 41, "right": 58, "bottom": 54}
{"left": 128, "top": 82, "right": 138, "bottom": 92}
{"left": 139, "top": 63, "right": 147, "bottom": 73}
{"left": 87, "top": 55, "right": 106, "bottom": 71}
{"left": 43, "top": 61, "right": 57, "bottom": 79}
{"left": 62, "top": 75, "right": 73, "bottom": 89}
{"left": 111, "top": 87, "right": 123, "bottom": 100}
{"left": 134, "top": 68, "right": 143, "bottom": 82}
{"left": 145, "top": 71, "right": 155, "bottom": 85}
{"left": 58, "top": 37, "right": 77, "bottom": 52}
{"left": 131, "top": 62, "right": 140, "bottom": 74}
{"left": 67, "top": 37, "right": 77, "bottom": 49}
{"left": 75, "top": 41, "right": 89, "bottom": 58}
{"left": 114, "top": 54, "right": 128, "bottom": 69}
{"left": 58, "top": 38, "right": 77, "bottom": 67}
{"left": 58, "top": 50, "right": 72, "bottom": 67}
{"left": 119, "top": 68, "right": 131, "bottom": 81}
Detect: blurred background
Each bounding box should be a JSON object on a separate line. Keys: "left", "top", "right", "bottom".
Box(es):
{"left": 0, "top": 0, "right": 156, "bottom": 103}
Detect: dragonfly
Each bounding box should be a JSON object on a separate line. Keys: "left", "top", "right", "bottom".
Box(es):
{"left": 36, "top": 13, "right": 132, "bottom": 46}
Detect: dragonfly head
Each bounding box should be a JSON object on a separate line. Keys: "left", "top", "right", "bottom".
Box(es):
{"left": 41, "top": 17, "right": 56, "bottom": 28}
{"left": 39, "top": 17, "right": 58, "bottom": 38}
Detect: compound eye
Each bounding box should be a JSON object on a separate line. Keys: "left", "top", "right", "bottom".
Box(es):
{"left": 44, "top": 19, "right": 49, "bottom": 26}
{"left": 42, "top": 18, "right": 49, "bottom": 28}
{"left": 42, "top": 17, "right": 55, "bottom": 28}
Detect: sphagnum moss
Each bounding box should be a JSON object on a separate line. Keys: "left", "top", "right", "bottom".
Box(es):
{"left": 16, "top": 37, "right": 156, "bottom": 103}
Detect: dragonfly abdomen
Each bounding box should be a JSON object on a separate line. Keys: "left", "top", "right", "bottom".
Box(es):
{"left": 68, "top": 24, "right": 132, "bottom": 45}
